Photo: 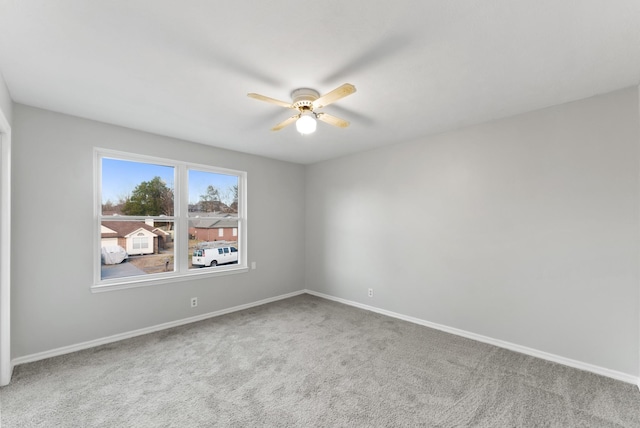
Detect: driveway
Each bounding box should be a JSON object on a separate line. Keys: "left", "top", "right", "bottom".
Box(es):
{"left": 101, "top": 261, "right": 146, "bottom": 279}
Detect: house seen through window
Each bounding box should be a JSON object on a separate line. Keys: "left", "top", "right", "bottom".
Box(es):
{"left": 97, "top": 150, "right": 246, "bottom": 288}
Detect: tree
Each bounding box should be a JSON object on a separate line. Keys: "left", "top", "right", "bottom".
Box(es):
{"left": 122, "top": 177, "right": 174, "bottom": 216}
{"left": 200, "top": 185, "right": 220, "bottom": 202}
{"left": 229, "top": 185, "right": 239, "bottom": 213}
{"left": 199, "top": 185, "right": 222, "bottom": 212}
{"left": 232, "top": 184, "right": 238, "bottom": 203}
{"left": 102, "top": 199, "right": 114, "bottom": 213}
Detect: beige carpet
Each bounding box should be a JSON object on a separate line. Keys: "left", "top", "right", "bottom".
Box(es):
{"left": 1, "top": 294, "right": 639, "bottom": 427}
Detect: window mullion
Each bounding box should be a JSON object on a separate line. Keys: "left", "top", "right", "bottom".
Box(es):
{"left": 176, "top": 164, "right": 189, "bottom": 273}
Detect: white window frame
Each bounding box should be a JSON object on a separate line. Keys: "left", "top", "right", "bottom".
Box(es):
{"left": 93, "top": 148, "right": 248, "bottom": 292}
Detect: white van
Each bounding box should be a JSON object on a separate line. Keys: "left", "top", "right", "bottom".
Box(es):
{"left": 192, "top": 246, "right": 238, "bottom": 267}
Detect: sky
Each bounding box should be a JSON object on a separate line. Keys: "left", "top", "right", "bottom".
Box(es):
{"left": 101, "top": 158, "right": 238, "bottom": 206}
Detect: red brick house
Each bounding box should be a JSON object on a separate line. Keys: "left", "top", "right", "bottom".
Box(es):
{"left": 189, "top": 218, "right": 238, "bottom": 243}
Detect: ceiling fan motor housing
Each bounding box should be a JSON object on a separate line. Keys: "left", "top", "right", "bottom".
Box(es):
{"left": 291, "top": 88, "right": 320, "bottom": 112}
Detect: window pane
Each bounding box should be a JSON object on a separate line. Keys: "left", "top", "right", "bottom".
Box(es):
{"left": 188, "top": 170, "right": 238, "bottom": 216}
{"left": 188, "top": 217, "right": 239, "bottom": 269}
{"left": 100, "top": 219, "right": 175, "bottom": 280}
{"left": 102, "top": 158, "right": 174, "bottom": 216}
{"left": 188, "top": 169, "right": 240, "bottom": 270}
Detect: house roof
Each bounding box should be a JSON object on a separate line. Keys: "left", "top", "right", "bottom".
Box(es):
{"left": 101, "top": 221, "right": 158, "bottom": 238}
{"left": 1, "top": 3, "right": 639, "bottom": 164}
{"left": 190, "top": 218, "right": 239, "bottom": 229}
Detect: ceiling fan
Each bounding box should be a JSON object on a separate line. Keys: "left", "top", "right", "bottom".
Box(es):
{"left": 248, "top": 83, "right": 356, "bottom": 134}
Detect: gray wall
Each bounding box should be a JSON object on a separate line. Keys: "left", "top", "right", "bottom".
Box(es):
{"left": 306, "top": 88, "right": 640, "bottom": 376}
{"left": 0, "top": 72, "right": 12, "bottom": 126}
{"left": 11, "top": 104, "right": 306, "bottom": 358}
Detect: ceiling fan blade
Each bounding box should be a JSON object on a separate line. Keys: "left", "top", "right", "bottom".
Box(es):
{"left": 316, "top": 112, "right": 350, "bottom": 128}
{"left": 248, "top": 93, "right": 293, "bottom": 109}
{"left": 271, "top": 114, "right": 301, "bottom": 131}
{"left": 312, "top": 83, "right": 356, "bottom": 109}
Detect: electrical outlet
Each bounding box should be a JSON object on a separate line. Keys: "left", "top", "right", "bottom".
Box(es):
{"left": 368, "top": 288, "right": 374, "bottom": 298}
{"left": 190, "top": 297, "right": 198, "bottom": 308}
{"left": 251, "top": 261, "right": 256, "bottom": 270}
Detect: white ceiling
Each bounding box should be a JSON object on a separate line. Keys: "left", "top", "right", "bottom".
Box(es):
{"left": 1, "top": 1, "right": 639, "bottom": 164}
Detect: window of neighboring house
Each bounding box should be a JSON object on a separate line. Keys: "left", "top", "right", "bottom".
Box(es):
{"left": 95, "top": 149, "right": 247, "bottom": 291}
{"left": 132, "top": 236, "right": 149, "bottom": 250}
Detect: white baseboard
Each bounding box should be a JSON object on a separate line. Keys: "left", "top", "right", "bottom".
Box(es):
{"left": 10, "top": 288, "right": 640, "bottom": 390}
{"left": 305, "top": 289, "right": 640, "bottom": 387}
{"left": 11, "top": 290, "right": 305, "bottom": 367}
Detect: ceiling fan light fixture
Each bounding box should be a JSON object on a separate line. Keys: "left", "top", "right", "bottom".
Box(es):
{"left": 296, "top": 114, "right": 316, "bottom": 135}
{"left": 248, "top": 83, "right": 356, "bottom": 133}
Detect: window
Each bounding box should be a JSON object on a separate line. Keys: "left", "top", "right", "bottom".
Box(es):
{"left": 95, "top": 149, "right": 247, "bottom": 291}
{"left": 132, "top": 236, "right": 149, "bottom": 250}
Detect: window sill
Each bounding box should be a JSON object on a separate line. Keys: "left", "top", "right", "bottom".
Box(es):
{"left": 91, "top": 264, "right": 249, "bottom": 293}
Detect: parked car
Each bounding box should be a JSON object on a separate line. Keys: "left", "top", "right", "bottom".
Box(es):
{"left": 192, "top": 246, "right": 237, "bottom": 267}
{"left": 101, "top": 245, "right": 128, "bottom": 265}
